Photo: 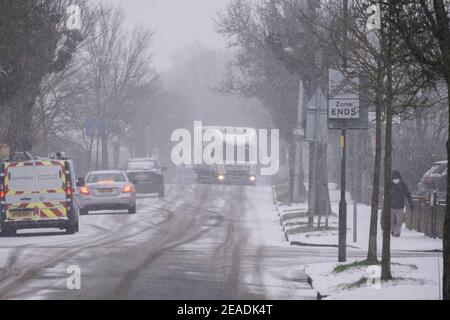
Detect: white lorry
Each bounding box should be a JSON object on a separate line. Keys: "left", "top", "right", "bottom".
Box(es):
{"left": 195, "top": 126, "right": 257, "bottom": 186}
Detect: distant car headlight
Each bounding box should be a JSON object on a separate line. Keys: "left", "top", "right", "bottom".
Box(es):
{"left": 218, "top": 175, "right": 225, "bottom": 181}
{"left": 249, "top": 176, "right": 256, "bottom": 182}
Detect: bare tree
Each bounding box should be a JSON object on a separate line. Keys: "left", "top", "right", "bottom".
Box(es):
{"left": 217, "top": 0, "right": 332, "bottom": 205}
{"left": 387, "top": 0, "right": 450, "bottom": 299}
{"left": 317, "top": 1, "right": 433, "bottom": 276}
{"left": 79, "top": 6, "right": 159, "bottom": 169}
{"left": 0, "top": 0, "right": 86, "bottom": 154}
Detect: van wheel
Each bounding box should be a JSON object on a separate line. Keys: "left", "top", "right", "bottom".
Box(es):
{"left": 72, "top": 219, "right": 79, "bottom": 233}
{"left": 128, "top": 204, "right": 137, "bottom": 214}
{"left": 1, "top": 227, "right": 17, "bottom": 237}
{"left": 66, "top": 223, "right": 77, "bottom": 235}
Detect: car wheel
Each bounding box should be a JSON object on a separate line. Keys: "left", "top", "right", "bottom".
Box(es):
{"left": 158, "top": 191, "right": 165, "bottom": 198}
{"left": 79, "top": 208, "right": 89, "bottom": 216}
{"left": 128, "top": 204, "right": 137, "bottom": 214}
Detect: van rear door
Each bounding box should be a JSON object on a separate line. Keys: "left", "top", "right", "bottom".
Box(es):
{"left": 34, "top": 161, "right": 68, "bottom": 220}
{"left": 4, "top": 163, "right": 37, "bottom": 221}
{"left": 4, "top": 161, "right": 68, "bottom": 222}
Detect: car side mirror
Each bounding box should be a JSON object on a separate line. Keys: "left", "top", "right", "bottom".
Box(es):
{"left": 76, "top": 177, "right": 86, "bottom": 187}
{"left": 161, "top": 166, "right": 168, "bottom": 172}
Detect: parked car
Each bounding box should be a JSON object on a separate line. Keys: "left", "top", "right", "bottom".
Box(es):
{"left": 77, "top": 170, "right": 136, "bottom": 215}
{"left": 125, "top": 158, "right": 166, "bottom": 197}
{"left": 417, "top": 161, "right": 447, "bottom": 196}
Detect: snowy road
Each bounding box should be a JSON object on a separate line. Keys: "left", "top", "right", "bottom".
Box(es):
{"left": 0, "top": 185, "right": 318, "bottom": 300}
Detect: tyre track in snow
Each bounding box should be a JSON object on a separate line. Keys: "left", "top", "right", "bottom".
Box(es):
{"left": 0, "top": 187, "right": 185, "bottom": 299}
{"left": 108, "top": 184, "right": 264, "bottom": 300}
{"left": 0, "top": 184, "right": 318, "bottom": 300}
{"left": 108, "top": 184, "right": 227, "bottom": 298}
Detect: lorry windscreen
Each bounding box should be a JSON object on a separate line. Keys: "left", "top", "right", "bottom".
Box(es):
{"left": 127, "top": 161, "right": 157, "bottom": 170}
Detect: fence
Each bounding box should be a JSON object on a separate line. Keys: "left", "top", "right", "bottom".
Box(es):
{"left": 406, "top": 196, "right": 445, "bottom": 239}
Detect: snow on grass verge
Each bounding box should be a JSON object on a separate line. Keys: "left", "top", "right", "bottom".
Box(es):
{"left": 272, "top": 184, "right": 443, "bottom": 300}
{"left": 304, "top": 256, "right": 443, "bottom": 300}
{"left": 274, "top": 184, "right": 442, "bottom": 252}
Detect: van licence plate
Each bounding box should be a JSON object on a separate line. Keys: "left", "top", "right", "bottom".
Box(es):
{"left": 9, "top": 208, "right": 34, "bottom": 218}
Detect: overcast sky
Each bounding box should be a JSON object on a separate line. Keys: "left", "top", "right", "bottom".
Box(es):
{"left": 96, "top": 0, "right": 230, "bottom": 71}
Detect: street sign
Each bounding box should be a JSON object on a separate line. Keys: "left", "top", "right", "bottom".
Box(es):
{"left": 293, "top": 127, "right": 304, "bottom": 138}
{"left": 328, "top": 68, "right": 368, "bottom": 130}
{"left": 85, "top": 117, "right": 104, "bottom": 138}
{"left": 327, "top": 68, "right": 368, "bottom": 263}
{"left": 328, "top": 99, "right": 360, "bottom": 119}
{"left": 0, "top": 144, "right": 10, "bottom": 159}
{"left": 305, "top": 89, "right": 328, "bottom": 143}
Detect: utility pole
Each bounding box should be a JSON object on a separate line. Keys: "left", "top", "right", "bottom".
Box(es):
{"left": 293, "top": 80, "right": 305, "bottom": 203}
{"left": 339, "top": 128, "right": 347, "bottom": 261}
{"left": 352, "top": 133, "right": 360, "bottom": 243}
{"left": 338, "top": 0, "right": 349, "bottom": 263}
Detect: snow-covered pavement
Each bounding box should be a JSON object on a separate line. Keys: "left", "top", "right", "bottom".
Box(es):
{"left": 277, "top": 185, "right": 442, "bottom": 252}
{"left": 275, "top": 184, "right": 443, "bottom": 300}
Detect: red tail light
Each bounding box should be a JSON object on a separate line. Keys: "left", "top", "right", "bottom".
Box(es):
{"left": 80, "top": 186, "right": 90, "bottom": 195}
{"left": 122, "top": 184, "right": 133, "bottom": 193}
{"left": 0, "top": 189, "right": 4, "bottom": 199}
{"left": 66, "top": 181, "right": 72, "bottom": 197}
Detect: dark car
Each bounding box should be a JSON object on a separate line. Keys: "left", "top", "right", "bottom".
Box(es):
{"left": 417, "top": 161, "right": 447, "bottom": 196}
{"left": 125, "top": 158, "right": 166, "bottom": 197}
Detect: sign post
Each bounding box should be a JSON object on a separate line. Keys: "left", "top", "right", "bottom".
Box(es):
{"left": 328, "top": 68, "right": 368, "bottom": 262}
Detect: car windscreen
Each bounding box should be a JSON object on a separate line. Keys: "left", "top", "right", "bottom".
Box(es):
{"left": 87, "top": 173, "right": 126, "bottom": 183}
{"left": 126, "top": 161, "right": 157, "bottom": 170}
{"left": 427, "top": 163, "right": 447, "bottom": 175}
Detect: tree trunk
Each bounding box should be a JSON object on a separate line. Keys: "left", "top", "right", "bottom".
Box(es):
{"left": 315, "top": 143, "right": 329, "bottom": 229}
{"left": 7, "top": 96, "right": 35, "bottom": 154}
{"left": 367, "top": 96, "right": 383, "bottom": 263}
{"left": 288, "top": 140, "right": 295, "bottom": 205}
{"left": 308, "top": 142, "right": 316, "bottom": 226}
{"left": 113, "top": 137, "right": 120, "bottom": 169}
{"left": 381, "top": 102, "right": 393, "bottom": 280}
{"left": 443, "top": 80, "right": 450, "bottom": 300}
{"left": 381, "top": 42, "right": 394, "bottom": 280}
{"left": 293, "top": 140, "right": 307, "bottom": 202}
{"left": 101, "top": 133, "right": 109, "bottom": 170}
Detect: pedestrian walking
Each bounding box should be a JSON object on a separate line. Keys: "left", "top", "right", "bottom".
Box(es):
{"left": 391, "top": 170, "right": 414, "bottom": 237}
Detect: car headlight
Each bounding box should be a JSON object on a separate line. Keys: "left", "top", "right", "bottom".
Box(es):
{"left": 218, "top": 175, "right": 225, "bottom": 181}
{"left": 249, "top": 176, "right": 256, "bottom": 182}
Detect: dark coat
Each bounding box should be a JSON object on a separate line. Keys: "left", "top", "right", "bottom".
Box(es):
{"left": 391, "top": 180, "right": 414, "bottom": 210}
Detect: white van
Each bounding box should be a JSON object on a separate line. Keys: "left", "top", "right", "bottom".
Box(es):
{"left": 0, "top": 158, "right": 79, "bottom": 236}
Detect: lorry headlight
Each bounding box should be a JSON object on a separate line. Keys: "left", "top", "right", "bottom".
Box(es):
{"left": 218, "top": 175, "right": 225, "bottom": 181}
